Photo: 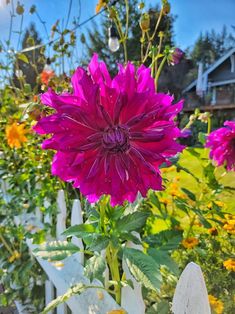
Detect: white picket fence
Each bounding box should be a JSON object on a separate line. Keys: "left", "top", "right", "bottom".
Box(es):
{"left": 1, "top": 183, "right": 211, "bottom": 314}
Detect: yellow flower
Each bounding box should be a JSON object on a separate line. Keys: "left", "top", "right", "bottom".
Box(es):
{"left": 223, "top": 223, "right": 235, "bottom": 235}
{"left": 208, "top": 295, "right": 224, "bottom": 314}
{"left": 159, "top": 197, "right": 171, "bottom": 205}
{"left": 5, "top": 122, "right": 27, "bottom": 148}
{"left": 96, "top": 0, "right": 107, "bottom": 13}
{"left": 223, "top": 259, "right": 235, "bottom": 272}
{"left": 182, "top": 237, "right": 199, "bottom": 249}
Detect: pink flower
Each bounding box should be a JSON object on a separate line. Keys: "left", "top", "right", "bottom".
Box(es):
{"left": 206, "top": 121, "right": 235, "bottom": 171}
{"left": 34, "top": 54, "right": 184, "bottom": 205}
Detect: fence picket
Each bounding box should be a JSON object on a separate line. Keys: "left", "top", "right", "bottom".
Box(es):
{"left": 172, "top": 262, "right": 211, "bottom": 314}
{"left": 71, "top": 199, "right": 84, "bottom": 265}
{"left": 121, "top": 233, "right": 145, "bottom": 314}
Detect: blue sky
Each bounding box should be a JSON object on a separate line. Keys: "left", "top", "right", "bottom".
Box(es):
{"left": 0, "top": 0, "right": 234, "bottom": 54}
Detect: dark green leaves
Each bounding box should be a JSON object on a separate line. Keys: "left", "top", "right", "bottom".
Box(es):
{"left": 62, "top": 224, "right": 96, "bottom": 237}
{"left": 123, "top": 248, "right": 162, "bottom": 292}
{"left": 116, "top": 211, "right": 149, "bottom": 233}
{"left": 145, "top": 230, "right": 183, "bottom": 251}
{"left": 148, "top": 248, "right": 179, "bottom": 275}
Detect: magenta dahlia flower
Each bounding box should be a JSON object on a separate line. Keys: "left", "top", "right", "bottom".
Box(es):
{"left": 34, "top": 54, "right": 184, "bottom": 205}
{"left": 206, "top": 121, "right": 235, "bottom": 171}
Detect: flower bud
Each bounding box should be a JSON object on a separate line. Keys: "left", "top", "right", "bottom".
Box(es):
{"left": 109, "top": 7, "right": 117, "bottom": 19}
{"left": 163, "top": 2, "right": 171, "bottom": 15}
{"left": 170, "top": 48, "right": 184, "bottom": 65}
{"left": 29, "top": 5, "right": 36, "bottom": 14}
{"left": 138, "top": 2, "right": 145, "bottom": 10}
{"left": 139, "top": 13, "right": 150, "bottom": 32}
{"left": 16, "top": 2, "right": 24, "bottom": 15}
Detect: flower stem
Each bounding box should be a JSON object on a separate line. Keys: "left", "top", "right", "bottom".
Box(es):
{"left": 155, "top": 55, "right": 167, "bottom": 91}
{"left": 207, "top": 116, "right": 211, "bottom": 134}
{"left": 107, "top": 245, "right": 121, "bottom": 304}
{"left": 0, "top": 233, "right": 14, "bottom": 255}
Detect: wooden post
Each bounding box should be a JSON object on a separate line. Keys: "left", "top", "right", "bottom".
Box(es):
{"left": 172, "top": 262, "right": 211, "bottom": 314}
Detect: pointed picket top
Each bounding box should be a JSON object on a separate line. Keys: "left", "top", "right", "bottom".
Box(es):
{"left": 71, "top": 199, "right": 84, "bottom": 265}
{"left": 121, "top": 233, "right": 145, "bottom": 314}
{"left": 172, "top": 262, "right": 211, "bottom": 314}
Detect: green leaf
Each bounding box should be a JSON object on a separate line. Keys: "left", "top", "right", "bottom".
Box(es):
{"left": 42, "top": 283, "right": 86, "bottom": 313}
{"left": 34, "top": 241, "right": 79, "bottom": 261}
{"left": 123, "top": 248, "right": 162, "bottom": 292}
{"left": 146, "top": 301, "right": 170, "bottom": 314}
{"left": 116, "top": 211, "right": 149, "bottom": 233}
{"left": 181, "top": 188, "right": 196, "bottom": 201}
{"left": 198, "top": 132, "right": 207, "bottom": 145}
{"left": 145, "top": 230, "right": 183, "bottom": 251}
{"left": 84, "top": 255, "right": 106, "bottom": 282}
{"left": 149, "top": 193, "right": 161, "bottom": 209}
{"left": 63, "top": 224, "right": 96, "bottom": 237}
{"left": 17, "top": 53, "right": 29, "bottom": 63}
{"left": 87, "top": 234, "right": 109, "bottom": 252}
{"left": 148, "top": 248, "right": 179, "bottom": 275}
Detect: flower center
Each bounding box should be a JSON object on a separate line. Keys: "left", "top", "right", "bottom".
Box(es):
{"left": 102, "top": 126, "right": 130, "bottom": 153}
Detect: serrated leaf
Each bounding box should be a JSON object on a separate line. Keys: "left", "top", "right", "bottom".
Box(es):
{"left": 123, "top": 248, "right": 162, "bottom": 292}
{"left": 63, "top": 224, "right": 96, "bottom": 237}
{"left": 148, "top": 248, "right": 179, "bottom": 275}
{"left": 17, "top": 53, "right": 29, "bottom": 63}
{"left": 116, "top": 211, "right": 149, "bottom": 233}
{"left": 42, "top": 283, "right": 85, "bottom": 313}
{"left": 87, "top": 234, "right": 109, "bottom": 252}
{"left": 34, "top": 241, "right": 79, "bottom": 261}
{"left": 84, "top": 255, "right": 106, "bottom": 282}
{"left": 144, "top": 230, "right": 183, "bottom": 251}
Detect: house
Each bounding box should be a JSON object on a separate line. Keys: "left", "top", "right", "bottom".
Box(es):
{"left": 182, "top": 48, "right": 235, "bottom": 115}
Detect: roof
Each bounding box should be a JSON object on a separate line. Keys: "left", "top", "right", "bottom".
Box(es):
{"left": 183, "top": 47, "right": 235, "bottom": 93}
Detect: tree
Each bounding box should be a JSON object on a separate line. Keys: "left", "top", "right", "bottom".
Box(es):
{"left": 84, "top": 0, "right": 175, "bottom": 73}
{"left": 190, "top": 26, "right": 235, "bottom": 68}
{"left": 13, "top": 23, "right": 46, "bottom": 88}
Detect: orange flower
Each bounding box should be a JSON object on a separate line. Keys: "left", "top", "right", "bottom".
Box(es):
{"left": 182, "top": 237, "right": 199, "bottom": 249}
{"left": 40, "top": 70, "right": 54, "bottom": 85}
{"left": 208, "top": 227, "right": 218, "bottom": 236}
{"left": 96, "top": 0, "right": 107, "bottom": 13}
{"left": 6, "top": 122, "right": 27, "bottom": 148}
{"left": 208, "top": 295, "right": 224, "bottom": 314}
{"left": 223, "top": 259, "right": 235, "bottom": 272}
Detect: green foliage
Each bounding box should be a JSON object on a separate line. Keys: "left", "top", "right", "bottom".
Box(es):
{"left": 123, "top": 248, "right": 162, "bottom": 292}
{"left": 34, "top": 241, "right": 80, "bottom": 261}
{"left": 84, "top": 254, "right": 106, "bottom": 282}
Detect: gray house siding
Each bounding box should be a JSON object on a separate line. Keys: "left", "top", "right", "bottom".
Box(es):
{"left": 209, "top": 56, "right": 235, "bottom": 82}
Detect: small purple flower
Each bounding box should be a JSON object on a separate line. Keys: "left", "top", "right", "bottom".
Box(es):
{"left": 170, "top": 48, "right": 184, "bottom": 65}
{"left": 206, "top": 121, "right": 235, "bottom": 171}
